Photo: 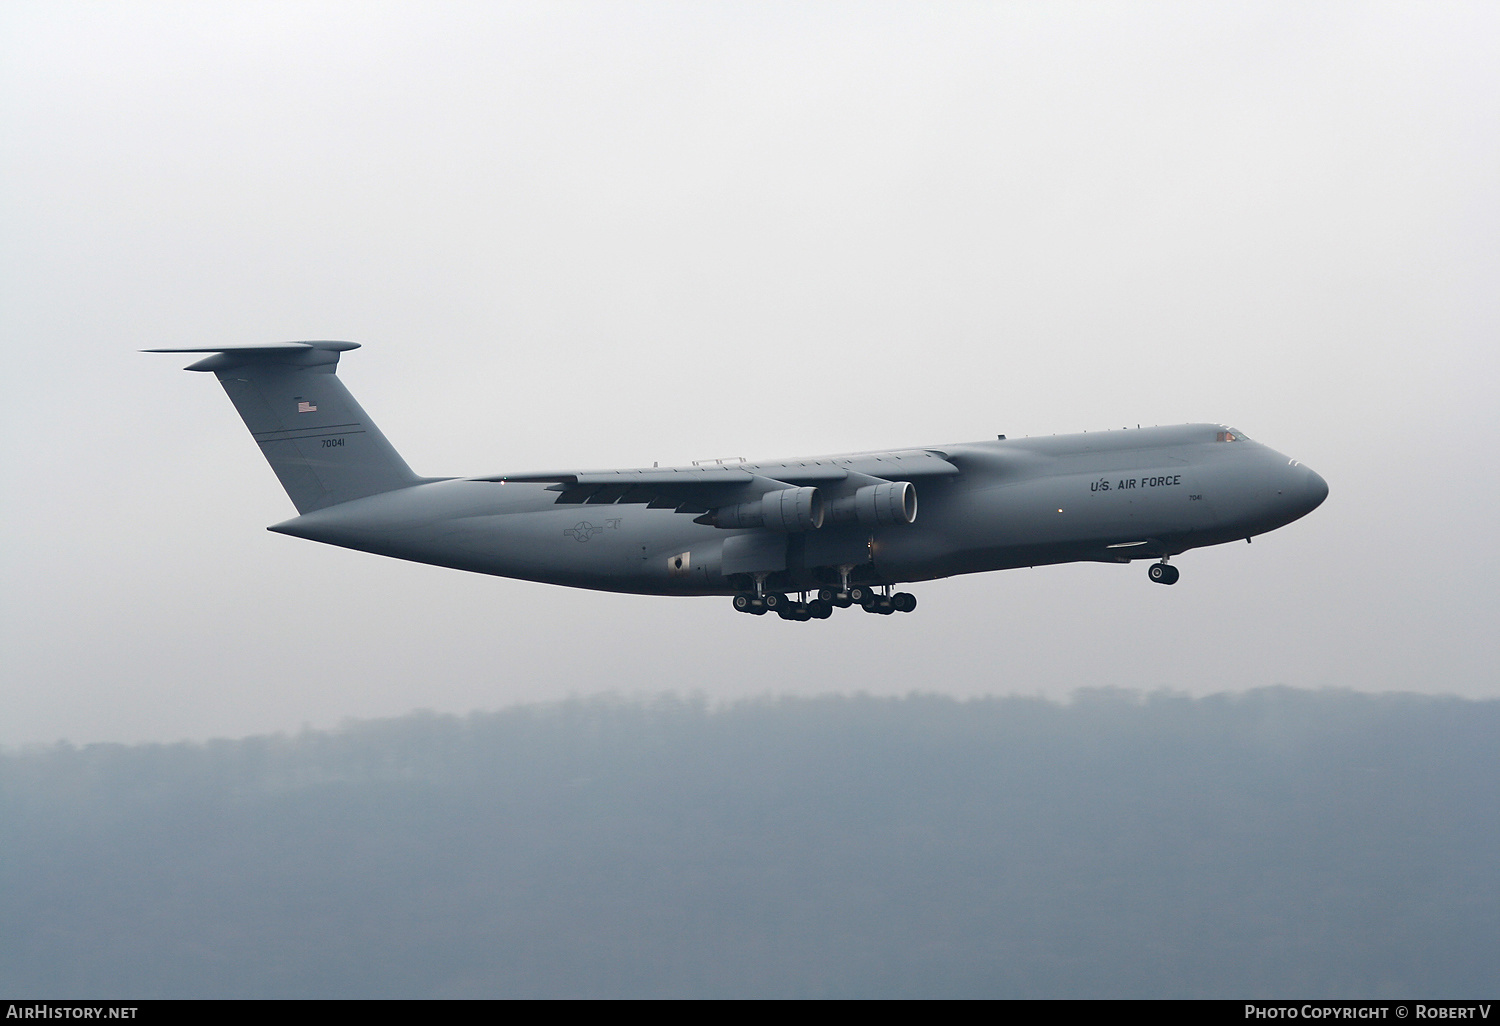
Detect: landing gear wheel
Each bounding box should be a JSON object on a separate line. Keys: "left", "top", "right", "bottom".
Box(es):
{"left": 733, "top": 593, "right": 767, "bottom": 615}
{"left": 807, "top": 599, "right": 833, "bottom": 619}
{"left": 892, "top": 592, "right": 917, "bottom": 613}
{"left": 763, "top": 592, "right": 788, "bottom": 611}
{"left": 1148, "top": 563, "right": 1180, "bottom": 585}
{"left": 849, "top": 586, "right": 873, "bottom": 608}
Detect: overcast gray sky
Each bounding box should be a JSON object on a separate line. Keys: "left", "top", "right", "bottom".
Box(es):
{"left": 2, "top": 1, "right": 1496, "bottom": 747}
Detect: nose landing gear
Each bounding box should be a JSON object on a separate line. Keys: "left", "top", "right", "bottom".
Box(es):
{"left": 1148, "top": 560, "right": 1180, "bottom": 585}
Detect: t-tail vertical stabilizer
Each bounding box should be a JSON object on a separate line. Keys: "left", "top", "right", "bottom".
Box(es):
{"left": 146, "top": 341, "right": 420, "bottom": 514}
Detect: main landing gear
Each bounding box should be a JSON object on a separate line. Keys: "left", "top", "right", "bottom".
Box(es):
{"left": 1148, "top": 560, "right": 1180, "bottom": 586}
{"left": 732, "top": 584, "right": 916, "bottom": 619}
{"left": 843, "top": 585, "right": 916, "bottom": 615}
{"left": 730, "top": 590, "right": 833, "bottom": 620}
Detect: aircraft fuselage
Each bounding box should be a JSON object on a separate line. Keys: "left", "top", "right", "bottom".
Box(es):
{"left": 269, "top": 423, "right": 1327, "bottom": 598}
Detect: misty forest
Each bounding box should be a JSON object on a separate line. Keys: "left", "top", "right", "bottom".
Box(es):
{"left": 3, "top": 688, "right": 1496, "bottom": 998}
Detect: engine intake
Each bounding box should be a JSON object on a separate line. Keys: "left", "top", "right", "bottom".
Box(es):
{"left": 825, "top": 481, "right": 917, "bottom": 526}
{"left": 712, "top": 486, "right": 825, "bottom": 532}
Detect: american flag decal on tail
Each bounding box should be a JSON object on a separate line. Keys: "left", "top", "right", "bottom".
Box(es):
{"left": 297, "top": 400, "right": 317, "bottom": 413}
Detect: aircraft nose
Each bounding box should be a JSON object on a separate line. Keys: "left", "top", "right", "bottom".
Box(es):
{"left": 1299, "top": 464, "right": 1329, "bottom": 514}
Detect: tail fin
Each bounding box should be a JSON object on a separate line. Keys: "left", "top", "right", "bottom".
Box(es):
{"left": 147, "top": 341, "right": 420, "bottom": 514}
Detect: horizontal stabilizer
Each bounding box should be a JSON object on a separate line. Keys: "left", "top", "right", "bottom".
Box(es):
{"left": 144, "top": 341, "right": 362, "bottom": 373}
{"left": 143, "top": 341, "right": 360, "bottom": 352}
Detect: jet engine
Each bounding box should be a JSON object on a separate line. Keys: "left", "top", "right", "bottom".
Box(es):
{"left": 825, "top": 481, "right": 918, "bottom": 526}
{"left": 712, "top": 486, "right": 825, "bottom": 532}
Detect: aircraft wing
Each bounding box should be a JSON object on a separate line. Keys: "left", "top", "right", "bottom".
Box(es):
{"left": 469, "top": 449, "right": 958, "bottom": 515}
{"left": 471, "top": 466, "right": 784, "bottom": 512}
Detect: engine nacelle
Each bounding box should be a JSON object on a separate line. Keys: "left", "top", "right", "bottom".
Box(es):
{"left": 713, "top": 486, "right": 825, "bottom": 532}
{"left": 825, "top": 481, "right": 918, "bottom": 526}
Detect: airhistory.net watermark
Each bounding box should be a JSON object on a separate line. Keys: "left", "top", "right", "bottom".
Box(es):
{"left": 6, "top": 1007, "right": 137, "bottom": 1019}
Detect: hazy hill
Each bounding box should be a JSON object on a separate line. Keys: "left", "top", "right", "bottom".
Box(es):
{"left": 2, "top": 688, "right": 1495, "bottom": 998}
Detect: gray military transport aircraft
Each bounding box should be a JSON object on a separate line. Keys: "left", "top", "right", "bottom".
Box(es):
{"left": 150, "top": 341, "right": 1328, "bottom": 620}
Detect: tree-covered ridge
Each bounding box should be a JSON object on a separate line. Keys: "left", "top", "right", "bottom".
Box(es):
{"left": 2, "top": 689, "right": 1496, "bottom": 998}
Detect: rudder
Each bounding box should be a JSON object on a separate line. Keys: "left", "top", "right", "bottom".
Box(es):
{"left": 148, "top": 341, "right": 420, "bottom": 513}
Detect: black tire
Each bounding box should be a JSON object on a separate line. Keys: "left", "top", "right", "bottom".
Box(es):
{"left": 1148, "top": 563, "right": 1167, "bottom": 583}
{"left": 808, "top": 599, "right": 833, "bottom": 619}
{"left": 764, "top": 592, "right": 787, "bottom": 610}
{"left": 817, "top": 587, "right": 837, "bottom": 603}
{"left": 849, "top": 586, "right": 870, "bottom": 605}
{"left": 1163, "top": 565, "right": 1180, "bottom": 585}
{"left": 893, "top": 592, "right": 916, "bottom": 613}
{"left": 733, "top": 593, "right": 754, "bottom": 612}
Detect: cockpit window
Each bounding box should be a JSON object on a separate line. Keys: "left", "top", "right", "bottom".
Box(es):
{"left": 1216, "top": 428, "right": 1248, "bottom": 442}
